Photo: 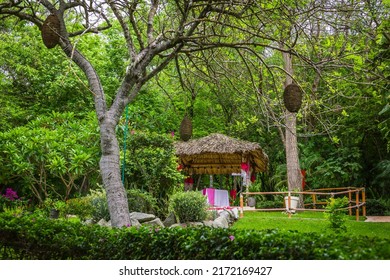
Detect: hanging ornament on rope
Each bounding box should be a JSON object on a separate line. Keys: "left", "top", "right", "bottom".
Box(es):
{"left": 41, "top": 14, "right": 61, "bottom": 49}
{"left": 283, "top": 84, "right": 303, "bottom": 113}
{"left": 179, "top": 114, "right": 192, "bottom": 141}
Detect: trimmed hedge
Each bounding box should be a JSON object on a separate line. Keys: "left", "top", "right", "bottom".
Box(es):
{"left": 0, "top": 212, "right": 389, "bottom": 260}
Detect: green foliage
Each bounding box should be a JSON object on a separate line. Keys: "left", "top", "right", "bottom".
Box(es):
{"left": 365, "top": 199, "right": 390, "bottom": 216}
{"left": 127, "top": 189, "right": 159, "bottom": 215}
{"left": 65, "top": 197, "right": 94, "bottom": 221}
{"left": 169, "top": 192, "right": 208, "bottom": 223}
{"left": 371, "top": 160, "right": 390, "bottom": 198}
{"left": 256, "top": 199, "right": 284, "bottom": 209}
{"left": 0, "top": 112, "right": 100, "bottom": 202}
{"left": 121, "top": 131, "right": 183, "bottom": 215}
{"left": 0, "top": 212, "right": 389, "bottom": 260}
{"left": 87, "top": 188, "right": 110, "bottom": 222}
{"left": 0, "top": 20, "right": 94, "bottom": 126}
{"left": 324, "top": 197, "right": 349, "bottom": 233}
{"left": 301, "top": 141, "right": 363, "bottom": 189}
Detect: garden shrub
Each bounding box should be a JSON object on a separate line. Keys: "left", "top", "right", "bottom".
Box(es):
{"left": 87, "top": 188, "right": 110, "bottom": 222}
{"left": 169, "top": 191, "right": 208, "bottom": 223}
{"left": 324, "top": 197, "right": 349, "bottom": 233}
{"left": 127, "top": 188, "right": 159, "bottom": 214}
{"left": 256, "top": 199, "right": 284, "bottom": 209}
{"left": 366, "top": 198, "right": 390, "bottom": 216}
{"left": 65, "top": 197, "right": 94, "bottom": 220}
{"left": 0, "top": 212, "right": 389, "bottom": 260}
{"left": 0, "top": 112, "right": 100, "bottom": 202}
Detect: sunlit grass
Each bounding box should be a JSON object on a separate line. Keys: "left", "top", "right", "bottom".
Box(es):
{"left": 232, "top": 211, "right": 390, "bottom": 239}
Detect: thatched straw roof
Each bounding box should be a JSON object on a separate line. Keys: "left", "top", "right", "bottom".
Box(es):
{"left": 174, "top": 133, "right": 268, "bottom": 175}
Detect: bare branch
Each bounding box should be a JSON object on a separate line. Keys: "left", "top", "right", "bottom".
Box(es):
{"left": 108, "top": 0, "right": 136, "bottom": 61}
{"left": 147, "top": 0, "right": 158, "bottom": 44}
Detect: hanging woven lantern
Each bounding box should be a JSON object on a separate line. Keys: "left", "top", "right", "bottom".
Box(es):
{"left": 283, "top": 84, "right": 302, "bottom": 113}
{"left": 179, "top": 115, "right": 192, "bottom": 141}
{"left": 41, "top": 14, "right": 60, "bottom": 49}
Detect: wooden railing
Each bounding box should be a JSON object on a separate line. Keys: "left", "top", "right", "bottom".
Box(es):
{"left": 239, "top": 187, "right": 366, "bottom": 221}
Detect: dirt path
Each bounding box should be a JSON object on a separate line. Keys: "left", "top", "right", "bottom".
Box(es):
{"left": 365, "top": 216, "right": 390, "bottom": 222}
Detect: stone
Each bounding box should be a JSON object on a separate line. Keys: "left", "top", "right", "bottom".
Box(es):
{"left": 97, "top": 218, "right": 111, "bottom": 227}
{"left": 143, "top": 218, "right": 165, "bottom": 227}
{"left": 231, "top": 208, "right": 239, "bottom": 219}
{"left": 169, "top": 223, "right": 182, "bottom": 228}
{"left": 130, "top": 218, "right": 141, "bottom": 228}
{"left": 212, "top": 216, "right": 229, "bottom": 228}
{"left": 130, "top": 212, "right": 156, "bottom": 223}
{"left": 203, "top": 220, "right": 214, "bottom": 227}
{"left": 163, "top": 212, "right": 177, "bottom": 227}
{"left": 83, "top": 219, "right": 94, "bottom": 225}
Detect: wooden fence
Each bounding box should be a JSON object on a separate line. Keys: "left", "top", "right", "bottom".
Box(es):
{"left": 239, "top": 187, "right": 366, "bottom": 221}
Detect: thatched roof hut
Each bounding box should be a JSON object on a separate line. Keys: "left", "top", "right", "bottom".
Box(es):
{"left": 174, "top": 133, "right": 268, "bottom": 175}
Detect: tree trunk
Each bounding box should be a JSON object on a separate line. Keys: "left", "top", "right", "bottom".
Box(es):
{"left": 285, "top": 111, "right": 302, "bottom": 192}
{"left": 99, "top": 117, "right": 131, "bottom": 227}
{"left": 281, "top": 47, "right": 303, "bottom": 206}
{"left": 59, "top": 38, "right": 131, "bottom": 227}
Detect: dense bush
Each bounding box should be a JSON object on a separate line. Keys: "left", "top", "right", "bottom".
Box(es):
{"left": 89, "top": 190, "right": 110, "bottom": 222}
{"left": 256, "top": 199, "right": 284, "bottom": 209}
{"left": 0, "top": 112, "right": 100, "bottom": 202}
{"left": 121, "top": 131, "right": 183, "bottom": 215}
{"left": 324, "top": 197, "right": 349, "bottom": 233}
{"left": 365, "top": 199, "right": 390, "bottom": 216}
{"left": 127, "top": 189, "right": 159, "bottom": 215}
{"left": 65, "top": 197, "right": 94, "bottom": 220}
{"left": 0, "top": 212, "right": 389, "bottom": 260}
{"left": 169, "top": 191, "right": 208, "bottom": 223}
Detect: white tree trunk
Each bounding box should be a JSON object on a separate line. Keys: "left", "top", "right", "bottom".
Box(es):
{"left": 282, "top": 49, "right": 303, "bottom": 198}
{"left": 285, "top": 111, "right": 302, "bottom": 192}
{"left": 59, "top": 40, "right": 131, "bottom": 227}
{"left": 99, "top": 117, "right": 131, "bottom": 227}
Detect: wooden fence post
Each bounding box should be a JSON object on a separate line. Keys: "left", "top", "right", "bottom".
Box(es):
{"left": 362, "top": 188, "right": 366, "bottom": 217}
{"left": 240, "top": 193, "right": 244, "bottom": 218}
{"left": 312, "top": 194, "right": 317, "bottom": 209}
{"left": 348, "top": 189, "right": 352, "bottom": 216}
{"left": 355, "top": 190, "right": 360, "bottom": 221}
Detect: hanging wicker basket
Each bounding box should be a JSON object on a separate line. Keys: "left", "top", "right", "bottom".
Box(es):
{"left": 283, "top": 84, "right": 302, "bottom": 113}
{"left": 41, "top": 14, "right": 60, "bottom": 49}
{"left": 180, "top": 115, "right": 192, "bottom": 141}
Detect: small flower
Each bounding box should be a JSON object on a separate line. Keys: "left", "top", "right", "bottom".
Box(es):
{"left": 126, "top": 224, "right": 131, "bottom": 227}
{"left": 3, "top": 188, "right": 18, "bottom": 201}
{"left": 229, "top": 235, "right": 235, "bottom": 241}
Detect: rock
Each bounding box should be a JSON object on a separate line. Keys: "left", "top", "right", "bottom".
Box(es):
{"left": 212, "top": 216, "right": 229, "bottom": 228}
{"left": 130, "top": 218, "right": 142, "bottom": 228}
{"left": 97, "top": 218, "right": 111, "bottom": 227}
{"left": 203, "top": 220, "right": 214, "bottom": 227}
{"left": 169, "top": 223, "right": 182, "bottom": 228}
{"left": 143, "top": 218, "right": 165, "bottom": 227}
{"left": 231, "top": 208, "right": 239, "bottom": 219}
{"left": 163, "top": 212, "right": 177, "bottom": 227}
{"left": 83, "top": 219, "right": 94, "bottom": 225}
{"left": 218, "top": 210, "right": 231, "bottom": 219}
{"left": 130, "top": 212, "right": 156, "bottom": 223}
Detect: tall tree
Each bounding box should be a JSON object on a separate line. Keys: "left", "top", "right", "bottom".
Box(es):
{"left": 0, "top": 0, "right": 276, "bottom": 227}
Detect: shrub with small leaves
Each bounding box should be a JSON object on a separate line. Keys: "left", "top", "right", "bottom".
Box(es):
{"left": 127, "top": 188, "right": 159, "bottom": 214}
{"left": 324, "top": 197, "right": 349, "bottom": 233}
{"left": 65, "top": 197, "right": 94, "bottom": 220}
{"left": 169, "top": 191, "right": 208, "bottom": 223}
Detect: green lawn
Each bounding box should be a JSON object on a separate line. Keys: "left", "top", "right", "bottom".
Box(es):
{"left": 232, "top": 211, "right": 390, "bottom": 239}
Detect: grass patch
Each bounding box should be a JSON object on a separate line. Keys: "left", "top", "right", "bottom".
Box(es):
{"left": 232, "top": 211, "right": 390, "bottom": 239}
